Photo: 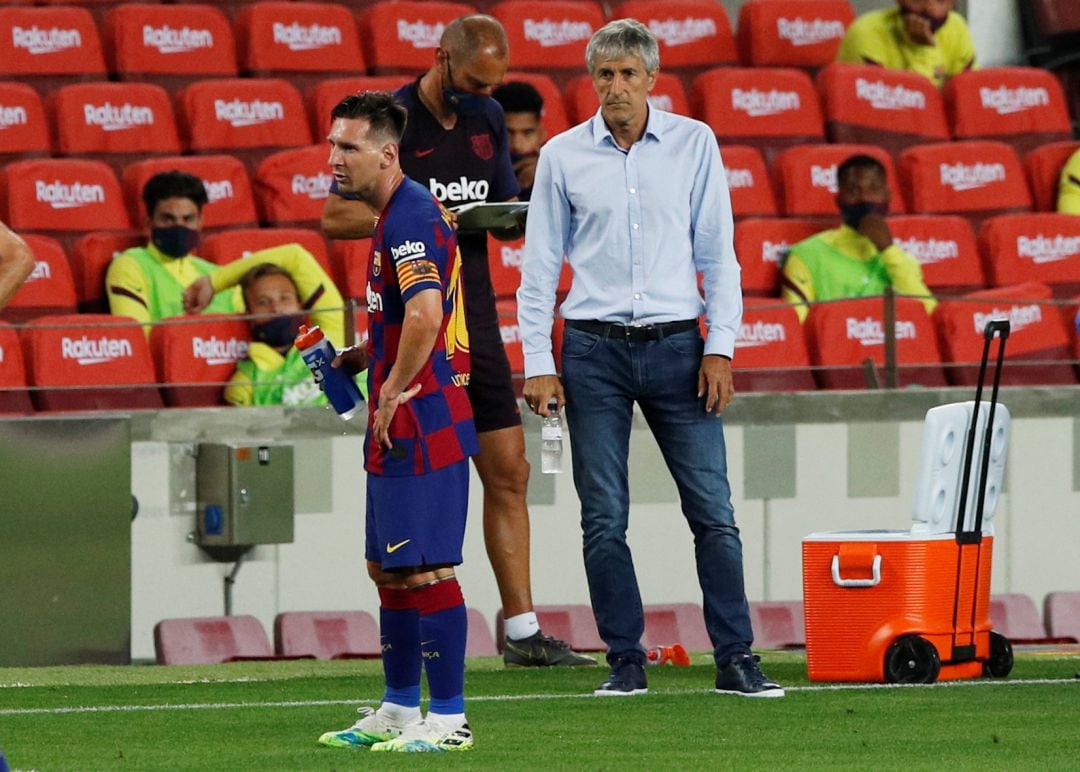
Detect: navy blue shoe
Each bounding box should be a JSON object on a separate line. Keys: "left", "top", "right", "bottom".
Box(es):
{"left": 715, "top": 653, "right": 785, "bottom": 698}
{"left": 594, "top": 655, "right": 648, "bottom": 696}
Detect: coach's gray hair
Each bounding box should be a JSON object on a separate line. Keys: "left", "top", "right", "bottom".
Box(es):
{"left": 585, "top": 18, "right": 660, "bottom": 75}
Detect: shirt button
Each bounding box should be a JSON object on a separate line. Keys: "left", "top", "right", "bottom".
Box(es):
{"left": 629, "top": 187, "right": 636, "bottom": 194}
{"left": 634, "top": 293, "right": 641, "bottom": 300}
{"left": 632, "top": 223, "right": 639, "bottom": 230}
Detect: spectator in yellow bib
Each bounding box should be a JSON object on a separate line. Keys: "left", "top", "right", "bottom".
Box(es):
{"left": 1057, "top": 148, "right": 1080, "bottom": 215}
{"left": 836, "top": 0, "right": 976, "bottom": 88}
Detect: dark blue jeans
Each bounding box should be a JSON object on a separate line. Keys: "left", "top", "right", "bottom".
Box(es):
{"left": 561, "top": 325, "right": 754, "bottom": 666}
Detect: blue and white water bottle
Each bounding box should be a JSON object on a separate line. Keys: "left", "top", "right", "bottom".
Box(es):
{"left": 295, "top": 324, "right": 363, "bottom": 420}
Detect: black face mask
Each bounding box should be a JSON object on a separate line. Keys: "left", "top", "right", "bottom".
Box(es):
{"left": 840, "top": 201, "right": 889, "bottom": 228}
{"left": 251, "top": 315, "right": 305, "bottom": 349}
{"left": 151, "top": 225, "right": 200, "bottom": 258}
{"left": 442, "top": 60, "right": 490, "bottom": 118}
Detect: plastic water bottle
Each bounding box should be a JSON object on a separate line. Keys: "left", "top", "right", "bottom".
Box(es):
{"left": 645, "top": 644, "right": 691, "bottom": 667}
{"left": 540, "top": 400, "right": 563, "bottom": 474}
{"left": 295, "top": 324, "right": 363, "bottom": 420}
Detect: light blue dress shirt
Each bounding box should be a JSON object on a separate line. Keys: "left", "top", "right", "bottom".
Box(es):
{"left": 517, "top": 106, "right": 743, "bottom": 378}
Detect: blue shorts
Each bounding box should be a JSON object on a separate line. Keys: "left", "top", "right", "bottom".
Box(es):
{"left": 365, "top": 460, "right": 470, "bottom": 570}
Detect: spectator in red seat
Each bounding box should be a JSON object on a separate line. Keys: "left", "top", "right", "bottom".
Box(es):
{"left": 1058, "top": 148, "right": 1080, "bottom": 215}
{"left": 492, "top": 81, "right": 546, "bottom": 202}
{"left": 0, "top": 220, "right": 35, "bottom": 312}
{"left": 781, "top": 154, "right": 936, "bottom": 322}
{"left": 837, "top": 0, "right": 976, "bottom": 87}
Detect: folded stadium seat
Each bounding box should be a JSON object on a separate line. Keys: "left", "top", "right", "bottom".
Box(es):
{"left": 253, "top": 145, "right": 332, "bottom": 227}
{"left": 121, "top": 155, "right": 258, "bottom": 234}
{"left": 502, "top": 71, "right": 570, "bottom": 138}
{"left": 934, "top": 281, "right": 1076, "bottom": 386}
{"left": 0, "top": 234, "right": 77, "bottom": 323}
{"left": 484, "top": 233, "right": 573, "bottom": 300}
{"left": 153, "top": 615, "right": 277, "bottom": 665}
{"left": 149, "top": 314, "right": 251, "bottom": 407}
{"left": 805, "top": 296, "right": 946, "bottom": 389}
{"left": 979, "top": 213, "right": 1080, "bottom": 298}
{"left": 328, "top": 237, "right": 372, "bottom": 302}
{"left": 358, "top": 1, "right": 477, "bottom": 76}
{"left": 691, "top": 67, "right": 824, "bottom": 165}
{"left": 102, "top": 3, "right": 237, "bottom": 94}
{"left": 640, "top": 603, "right": 712, "bottom": 652}
{"left": 897, "top": 141, "right": 1033, "bottom": 231}
{"left": 0, "top": 82, "right": 49, "bottom": 161}
{"left": 610, "top": 0, "right": 738, "bottom": 95}
{"left": 307, "top": 75, "right": 413, "bottom": 139}
{"left": 721, "top": 145, "right": 778, "bottom": 219}
{"left": 989, "top": 593, "right": 1051, "bottom": 643}
{"left": 733, "top": 216, "right": 822, "bottom": 296}
{"left": 0, "top": 6, "right": 106, "bottom": 96}
{"left": 177, "top": 78, "right": 312, "bottom": 176}
{"left": 274, "top": 610, "right": 381, "bottom": 659}
{"left": 0, "top": 322, "right": 33, "bottom": 415}
{"left": 201, "top": 226, "right": 337, "bottom": 295}
{"left": 495, "top": 297, "right": 524, "bottom": 380}
{"left": 47, "top": 82, "right": 182, "bottom": 177}
{"left": 773, "top": 143, "right": 902, "bottom": 218}
{"left": 1043, "top": 592, "right": 1080, "bottom": 642}
{"left": 35, "top": 0, "right": 138, "bottom": 25}
{"left": 70, "top": 229, "right": 142, "bottom": 312}
{"left": 886, "top": 215, "right": 984, "bottom": 296}
{"left": 735, "top": 0, "right": 854, "bottom": 71}
{"left": 234, "top": 2, "right": 365, "bottom": 95}
{"left": 749, "top": 601, "right": 806, "bottom": 649}
{"left": 815, "top": 62, "right": 950, "bottom": 158}
{"left": 944, "top": 67, "right": 1073, "bottom": 160}
{"left": 734, "top": 299, "right": 816, "bottom": 392}
{"left": 490, "top": 0, "right": 606, "bottom": 88}
{"left": 494, "top": 604, "right": 605, "bottom": 653}
{"left": 466, "top": 607, "right": 499, "bottom": 657}
{"left": 1023, "top": 140, "right": 1080, "bottom": 212}
{"left": 19, "top": 313, "right": 163, "bottom": 411}
{"left": 565, "top": 71, "right": 689, "bottom": 125}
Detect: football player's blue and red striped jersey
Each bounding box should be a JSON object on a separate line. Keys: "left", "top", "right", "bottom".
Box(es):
{"left": 365, "top": 176, "right": 478, "bottom": 476}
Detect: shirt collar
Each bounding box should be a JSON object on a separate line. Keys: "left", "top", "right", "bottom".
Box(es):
{"left": 589, "top": 103, "right": 664, "bottom": 148}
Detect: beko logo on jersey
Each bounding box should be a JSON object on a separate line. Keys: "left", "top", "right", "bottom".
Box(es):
{"left": 12, "top": 26, "right": 82, "bottom": 55}
{"left": 647, "top": 17, "right": 717, "bottom": 46}
{"left": 897, "top": 237, "right": 959, "bottom": 264}
{"left": 203, "top": 179, "right": 234, "bottom": 203}
{"left": 726, "top": 167, "right": 754, "bottom": 190}
{"left": 272, "top": 22, "right": 342, "bottom": 51}
{"left": 390, "top": 240, "right": 427, "bottom": 260}
{"left": 192, "top": 336, "right": 248, "bottom": 365}
{"left": 291, "top": 172, "right": 332, "bottom": 199}
{"left": 214, "top": 99, "right": 284, "bottom": 127}
{"left": 731, "top": 88, "right": 800, "bottom": 117}
{"left": 973, "top": 307, "right": 1038, "bottom": 334}
{"left": 1017, "top": 233, "right": 1080, "bottom": 263}
{"left": 61, "top": 335, "right": 133, "bottom": 364}
{"left": 979, "top": 86, "right": 1049, "bottom": 115}
{"left": 143, "top": 24, "right": 214, "bottom": 54}
{"left": 429, "top": 176, "right": 489, "bottom": 202}
{"left": 776, "top": 17, "right": 846, "bottom": 47}
{"left": 856, "top": 78, "right": 926, "bottom": 110}
{"left": 396, "top": 19, "right": 444, "bottom": 48}
{"left": 84, "top": 102, "right": 155, "bottom": 131}
{"left": 810, "top": 164, "right": 838, "bottom": 192}
{"left": 35, "top": 180, "right": 105, "bottom": 208}
{"left": 0, "top": 104, "right": 28, "bottom": 131}
{"left": 939, "top": 162, "right": 1006, "bottom": 191}
{"left": 523, "top": 19, "right": 594, "bottom": 47}
{"left": 737, "top": 320, "right": 786, "bottom": 348}
{"left": 846, "top": 317, "right": 917, "bottom": 346}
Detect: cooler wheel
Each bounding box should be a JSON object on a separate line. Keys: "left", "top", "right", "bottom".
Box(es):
{"left": 885, "top": 635, "right": 941, "bottom": 684}
{"left": 983, "top": 630, "right": 1013, "bottom": 678}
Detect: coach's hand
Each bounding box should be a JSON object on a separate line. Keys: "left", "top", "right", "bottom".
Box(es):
{"left": 699, "top": 355, "right": 734, "bottom": 415}
{"left": 523, "top": 374, "right": 564, "bottom": 417}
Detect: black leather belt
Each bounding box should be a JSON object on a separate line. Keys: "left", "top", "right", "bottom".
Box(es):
{"left": 566, "top": 319, "right": 698, "bottom": 342}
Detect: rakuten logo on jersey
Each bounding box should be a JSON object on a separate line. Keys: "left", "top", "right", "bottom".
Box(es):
{"left": 12, "top": 26, "right": 82, "bottom": 55}
{"left": 428, "top": 176, "right": 489, "bottom": 203}
{"left": 390, "top": 239, "right": 427, "bottom": 261}
{"left": 647, "top": 17, "right": 717, "bottom": 47}
{"left": 396, "top": 19, "right": 443, "bottom": 48}
{"left": 523, "top": 18, "right": 594, "bottom": 47}
{"left": 856, "top": 78, "right": 926, "bottom": 111}
{"left": 366, "top": 282, "right": 383, "bottom": 313}
{"left": 896, "top": 236, "right": 959, "bottom": 265}
{"left": 939, "top": 162, "right": 1006, "bottom": 192}
{"left": 291, "top": 172, "right": 332, "bottom": 200}
{"left": 84, "top": 102, "right": 155, "bottom": 131}
{"left": 731, "top": 88, "right": 800, "bottom": 118}
{"left": 761, "top": 240, "right": 792, "bottom": 265}
{"left": 736, "top": 320, "right": 786, "bottom": 348}
{"left": 500, "top": 244, "right": 523, "bottom": 268}
{"left": 61, "top": 335, "right": 133, "bottom": 365}
{"left": 203, "top": 179, "right": 234, "bottom": 204}
{"left": 810, "top": 164, "right": 838, "bottom": 193}
{"left": 272, "top": 22, "right": 342, "bottom": 51}
{"left": 846, "top": 317, "right": 916, "bottom": 346}
{"left": 776, "top": 17, "right": 846, "bottom": 47}
{"left": 192, "top": 335, "right": 248, "bottom": 365}
{"left": 1016, "top": 233, "right": 1080, "bottom": 264}
{"left": 979, "top": 86, "right": 1049, "bottom": 115}
{"left": 35, "top": 180, "right": 105, "bottom": 209}
{"left": 0, "top": 104, "right": 28, "bottom": 131}
{"left": 726, "top": 167, "right": 755, "bottom": 190}
{"left": 973, "top": 307, "right": 1039, "bottom": 335}
{"left": 142, "top": 24, "right": 214, "bottom": 54}
{"left": 214, "top": 99, "right": 284, "bottom": 128}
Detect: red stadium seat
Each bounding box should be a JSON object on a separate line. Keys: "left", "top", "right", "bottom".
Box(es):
{"left": 815, "top": 63, "right": 950, "bottom": 158}
{"left": 565, "top": 71, "right": 688, "bottom": 125}
{"left": 734, "top": 216, "right": 822, "bottom": 296}
{"left": 35, "top": 0, "right": 137, "bottom": 25}
{"left": 749, "top": 601, "right": 805, "bottom": 648}
{"left": 641, "top": 603, "right": 712, "bottom": 652}
{"left": 253, "top": 145, "right": 332, "bottom": 227}
{"left": 735, "top": 0, "right": 854, "bottom": 69}
{"left": 495, "top": 604, "right": 604, "bottom": 653}
{"left": 944, "top": 67, "right": 1073, "bottom": 159}
{"left": 887, "top": 215, "right": 984, "bottom": 296}
{"left": 0, "top": 6, "right": 105, "bottom": 95}
{"left": 149, "top": 314, "right": 251, "bottom": 407}
{"left": 177, "top": 78, "right": 312, "bottom": 175}
{"left": 466, "top": 608, "right": 499, "bottom": 657}
{"left": 0, "top": 81, "right": 49, "bottom": 160}
{"left": 773, "top": 144, "right": 902, "bottom": 217}
{"left": 503, "top": 71, "right": 571, "bottom": 138}
{"left": 307, "top": 75, "right": 413, "bottom": 139}
{"left": 897, "top": 141, "right": 1032, "bottom": 228}
{"left": 102, "top": 3, "right": 237, "bottom": 93}
{"left": 934, "top": 281, "right": 1076, "bottom": 386}
{"left": 328, "top": 238, "right": 372, "bottom": 301}
{"left": 1023, "top": 140, "right": 1080, "bottom": 212}
{"left": 722, "top": 145, "right": 777, "bottom": 219}
{"left": 70, "top": 229, "right": 142, "bottom": 312}
{"left": 1, "top": 234, "right": 77, "bottom": 323}
{"left": 805, "top": 296, "right": 946, "bottom": 389}
{"left": 734, "top": 299, "right": 816, "bottom": 392}
{"left": 1043, "top": 592, "right": 1080, "bottom": 642}
{"left": 358, "top": 1, "right": 476, "bottom": 75}
{"left": 201, "top": 227, "right": 335, "bottom": 291}
{"left": 989, "top": 594, "right": 1050, "bottom": 643}
{"left": 121, "top": 155, "right": 258, "bottom": 232}
{"left": 153, "top": 615, "right": 275, "bottom": 665}
{"left": 0, "top": 322, "right": 33, "bottom": 414}
{"left": 485, "top": 233, "right": 572, "bottom": 299}
{"left": 691, "top": 67, "right": 824, "bottom": 165}
{"left": 274, "top": 610, "right": 381, "bottom": 659}
{"left": 19, "top": 313, "right": 163, "bottom": 411}
{"left": 491, "top": 0, "right": 605, "bottom": 86}
{"left": 978, "top": 214, "right": 1080, "bottom": 298}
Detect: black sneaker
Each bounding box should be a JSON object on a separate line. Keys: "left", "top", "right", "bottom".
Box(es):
{"left": 503, "top": 631, "right": 599, "bottom": 668}
{"left": 594, "top": 656, "right": 648, "bottom": 696}
{"left": 715, "top": 653, "right": 785, "bottom": 698}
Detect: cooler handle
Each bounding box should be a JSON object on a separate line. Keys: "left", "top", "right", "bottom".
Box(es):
{"left": 830, "top": 554, "right": 881, "bottom": 588}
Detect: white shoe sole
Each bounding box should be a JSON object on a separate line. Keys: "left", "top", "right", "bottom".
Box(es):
{"left": 593, "top": 687, "right": 648, "bottom": 696}
{"left": 715, "top": 687, "right": 786, "bottom": 698}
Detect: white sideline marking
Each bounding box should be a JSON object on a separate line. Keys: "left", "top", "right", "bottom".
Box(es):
{"left": 0, "top": 678, "right": 1076, "bottom": 716}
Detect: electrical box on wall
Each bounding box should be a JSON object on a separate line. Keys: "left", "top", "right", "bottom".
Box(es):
{"left": 196, "top": 443, "right": 295, "bottom": 547}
